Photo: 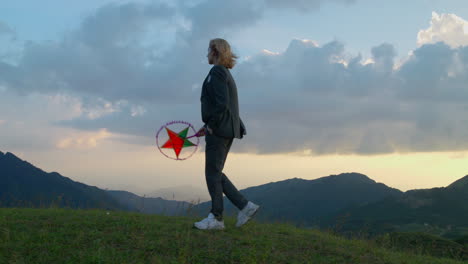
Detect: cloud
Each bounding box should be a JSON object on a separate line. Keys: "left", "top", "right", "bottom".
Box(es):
{"left": 371, "top": 43, "right": 397, "bottom": 73}
{"left": 53, "top": 37, "right": 468, "bottom": 156}
{"left": 264, "top": 0, "right": 356, "bottom": 11}
{"left": 397, "top": 42, "right": 468, "bottom": 101}
{"left": 234, "top": 38, "right": 468, "bottom": 155}
{"left": 0, "top": 91, "right": 93, "bottom": 151}
{"left": 55, "top": 128, "right": 114, "bottom": 149}
{"left": 0, "top": 2, "right": 182, "bottom": 102}
{"left": 0, "top": 20, "right": 20, "bottom": 64}
{"left": 0, "top": 120, "right": 6, "bottom": 126}
{"left": 2, "top": 4, "right": 468, "bottom": 156}
{"left": 0, "top": 0, "right": 359, "bottom": 103}
{"left": 418, "top": 12, "right": 468, "bottom": 48}
{"left": 181, "top": 0, "right": 265, "bottom": 42}
{"left": 0, "top": 21, "right": 15, "bottom": 37}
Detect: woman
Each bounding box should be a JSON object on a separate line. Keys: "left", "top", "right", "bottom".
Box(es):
{"left": 194, "top": 38, "right": 260, "bottom": 230}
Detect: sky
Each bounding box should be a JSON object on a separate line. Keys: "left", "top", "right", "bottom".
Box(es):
{"left": 1, "top": 0, "right": 468, "bottom": 196}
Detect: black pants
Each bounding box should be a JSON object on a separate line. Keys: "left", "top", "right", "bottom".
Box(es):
{"left": 205, "top": 133, "right": 248, "bottom": 221}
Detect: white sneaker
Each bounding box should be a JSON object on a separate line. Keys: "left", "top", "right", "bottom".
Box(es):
{"left": 194, "top": 213, "right": 225, "bottom": 230}
{"left": 236, "top": 201, "right": 260, "bottom": 227}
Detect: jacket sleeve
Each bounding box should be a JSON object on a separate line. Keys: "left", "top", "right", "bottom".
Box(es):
{"left": 206, "top": 66, "right": 229, "bottom": 131}
{"left": 240, "top": 118, "right": 247, "bottom": 136}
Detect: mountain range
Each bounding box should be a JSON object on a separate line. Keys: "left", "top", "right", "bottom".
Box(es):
{"left": 107, "top": 190, "right": 192, "bottom": 216}
{"left": 1, "top": 149, "right": 467, "bottom": 239}
{"left": 321, "top": 174, "right": 468, "bottom": 238}
{"left": 192, "top": 173, "right": 402, "bottom": 225}
{"left": 0, "top": 150, "right": 123, "bottom": 210}
{"left": 0, "top": 150, "right": 190, "bottom": 215}
{"left": 146, "top": 185, "right": 210, "bottom": 203}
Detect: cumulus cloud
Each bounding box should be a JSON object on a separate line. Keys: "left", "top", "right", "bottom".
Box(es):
{"left": 371, "top": 43, "right": 397, "bottom": 73}
{"left": 233, "top": 39, "right": 468, "bottom": 154}
{"left": 0, "top": 0, "right": 359, "bottom": 103}
{"left": 0, "top": 2, "right": 182, "bottom": 103}
{"left": 418, "top": 12, "right": 468, "bottom": 48}
{"left": 397, "top": 42, "right": 468, "bottom": 101}
{"left": 0, "top": 1, "right": 264, "bottom": 105}
{"left": 56, "top": 128, "right": 114, "bottom": 149}
{"left": 55, "top": 37, "right": 468, "bottom": 155}
{"left": 2, "top": 3, "right": 468, "bottom": 156}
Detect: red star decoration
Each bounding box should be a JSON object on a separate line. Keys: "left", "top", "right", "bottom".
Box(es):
{"left": 160, "top": 127, "right": 196, "bottom": 159}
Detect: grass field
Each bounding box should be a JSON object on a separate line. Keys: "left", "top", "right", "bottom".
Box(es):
{"left": 0, "top": 208, "right": 465, "bottom": 264}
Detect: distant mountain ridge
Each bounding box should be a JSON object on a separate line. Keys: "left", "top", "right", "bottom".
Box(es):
{"left": 193, "top": 172, "right": 402, "bottom": 225}
{"left": 0, "top": 150, "right": 124, "bottom": 209}
{"left": 107, "top": 190, "right": 192, "bottom": 216}
{"left": 147, "top": 185, "right": 210, "bottom": 203}
{"left": 2, "top": 149, "right": 467, "bottom": 239}
{"left": 449, "top": 175, "right": 468, "bottom": 189}
{"left": 193, "top": 172, "right": 468, "bottom": 239}
{"left": 324, "top": 174, "right": 468, "bottom": 238}
{"left": 0, "top": 150, "right": 191, "bottom": 215}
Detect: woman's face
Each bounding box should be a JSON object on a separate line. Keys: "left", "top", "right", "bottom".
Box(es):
{"left": 207, "top": 47, "right": 215, "bottom": 64}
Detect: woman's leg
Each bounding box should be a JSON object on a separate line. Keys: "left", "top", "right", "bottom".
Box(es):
{"left": 220, "top": 138, "right": 248, "bottom": 210}
{"left": 221, "top": 172, "right": 248, "bottom": 210}
{"left": 205, "top": 133, "right": 230, "bottom": 221}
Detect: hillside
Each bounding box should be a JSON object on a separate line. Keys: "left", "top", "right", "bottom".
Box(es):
{"left": 0, "top": 150, "right": 193, "bottom": 214}
{"left": 449, "top": 175, "right": 468, "bottom": 189}
{"left": 2, "top": 149, "right": 467, "bottom": 243}
{"left": 147, "top": 184, "right": 211, "bottom": 203}
{"left": 322, "top": 175, "right": 468, "bottom": 238}
{"left": 0, "top": 208, "right": 465, "bottom": 264}
{"left": 107, "top": 190, "right": 192, "bottom": 216}
{"left": 0, "top": 151, "right": 124, "bottom": 210}
{"left": 193, "top": 172, "right": 402, "bottom": 225}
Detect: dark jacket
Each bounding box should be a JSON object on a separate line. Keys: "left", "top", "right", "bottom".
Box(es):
{"left": 200, "top": 65, "right": 247, "bottom": 139}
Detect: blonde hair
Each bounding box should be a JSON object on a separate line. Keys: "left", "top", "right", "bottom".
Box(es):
{"left": 209, "top": 38, "right": 238, "bottom": 69}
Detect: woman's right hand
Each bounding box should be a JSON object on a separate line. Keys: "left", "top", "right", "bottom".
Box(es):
{"left": 196, "top": 127, "right": 207, "bottom": 137}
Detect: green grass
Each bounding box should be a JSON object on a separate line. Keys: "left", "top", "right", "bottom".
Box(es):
{"left": 0, "top": 208, "right": 465, "bottom": 264}
{"left": 374, "top": 232, "right": 467, "bottom": 260}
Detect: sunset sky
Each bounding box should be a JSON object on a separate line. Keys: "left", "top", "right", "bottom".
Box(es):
{"left": 1, "top": 0, "right": 468, "bottom": 196}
